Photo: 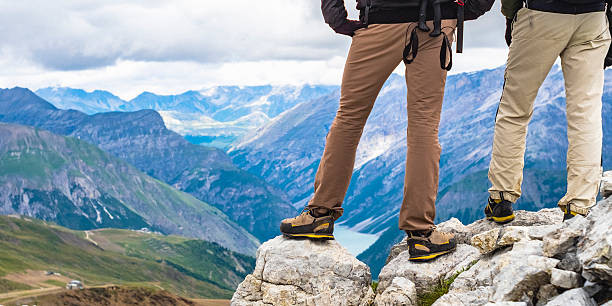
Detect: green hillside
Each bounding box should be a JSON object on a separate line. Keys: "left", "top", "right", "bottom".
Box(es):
{"left": 0, "top": 215, "right": 255, "bottom": 299}
{"left": 0, "top": 123, "right": 259, "bottom": 255}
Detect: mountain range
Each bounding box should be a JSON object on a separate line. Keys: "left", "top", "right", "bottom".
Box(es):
{"left": 36, "top": 85, "right": 336, "bottom": 149}
{"left": 0, "top": 87, "right": 296, "bottom": 244}
{"left": 17, "top": 65, "right": 612, "bottom": 279}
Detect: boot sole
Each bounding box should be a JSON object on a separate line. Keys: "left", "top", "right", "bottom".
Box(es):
{"left": 409, "top": 247, "right": 456, "bottom": 262}
{"left": 486, "top": 214, "right": 515, "bottom": 224}
{"left": 283, "top": 233, "right": 335, "bottom": 240}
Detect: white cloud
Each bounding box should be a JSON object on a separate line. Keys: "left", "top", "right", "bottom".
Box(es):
{"left": 0, "top": 0, "right": 509, "bottom": 97}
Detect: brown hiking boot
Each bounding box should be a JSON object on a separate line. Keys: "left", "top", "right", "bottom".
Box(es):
{"left": 406, "top": 228, "right": 457, "bottom": 262}
{"left": 280, "top": 207, "right": 335, "bottom": 240}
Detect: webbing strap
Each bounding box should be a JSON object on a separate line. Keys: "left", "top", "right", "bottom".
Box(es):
{"left": 403, "top": 27, "right": 419, "bottom": 65}
{"left": 456, "top": 4, "right": 464, "bottom": 53}
{"left": 440, "top": 32, "right": 453, "bottom": 71}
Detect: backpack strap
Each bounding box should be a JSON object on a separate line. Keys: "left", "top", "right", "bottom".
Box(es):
{"left": 403, "top": 27, "right": 420, "bottom": 65}
{"left": 440, "top": 32, "right": 453, "bottom": 71}
{"left": 456, "top": 0, "right": 465, "bottom": 53}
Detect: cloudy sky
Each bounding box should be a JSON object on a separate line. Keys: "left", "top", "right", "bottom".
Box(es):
{"left": 0, "top": 1, "right": 508, "bottom": 99}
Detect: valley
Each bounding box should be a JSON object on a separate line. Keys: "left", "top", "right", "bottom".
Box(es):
{"left": 0, "top": 215, "right": 254, "bottom": 302}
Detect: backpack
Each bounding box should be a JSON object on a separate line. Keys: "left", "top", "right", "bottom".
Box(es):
{"left": 457, "top": 0, "right": 495, "bottom": 53}
{"left": 358, "top": 0, "right": 494, "bottom": 53}
{"left": 462, "top": 0, "right": 495, "bottom": 21}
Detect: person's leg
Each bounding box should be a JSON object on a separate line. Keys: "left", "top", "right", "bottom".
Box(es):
{"left": 399, "top": 20, "right": 456, "bottom": 232}
{"left": 308, "top": 24, "right": 406, "bottom": 217}
{"left": 280, "top": 24, "right": 407, "bottom": 239}
{"left": 559, "top": 12, "right": 610, "bottom": 217}
{"left": 488, "top": 9, "right": 569, "bottom": 205}
{"left": 400, "top": 20, "right": 459, "bottom": 262}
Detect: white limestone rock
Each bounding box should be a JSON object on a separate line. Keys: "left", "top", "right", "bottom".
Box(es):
{"left": 231, "top": 236, "right": 372, "bottom": 306}
{"left": 542, "top": 214, "right": 589, "bottom": 257}
{"left": 386, "top": 211, "right": 562, "bottom": 263}
{"left": 550, "top": 268, "right": 583, "bottom": 289}
{"left": 491, "top": 254, "right": 559, "bottom": 301}
{"left": 576, "top": 197, "right": 612, "bottom": 285}
{"left": 543, "top": 288, "right": 596, "bottom": 306}
{"left": 463, "top": 209, "right": 563, "bottom": 241}
{"left": 378, "top": 244, "right": 480, "bottom": 294}
{"left": 444, "top": 240, "right": 556, "bottom": 304}
{"left": 471, "top": 226, "right": 533, "bottom": 254}
{"left": 373, "top": 277, "right": 417, "bottom": 306}
{"left": 432, "top": 287, "right": 492, "bottom": 306}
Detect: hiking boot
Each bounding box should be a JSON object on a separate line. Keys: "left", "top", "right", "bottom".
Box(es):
{"left": 562, "top": 203, "right": 585, "bottom": 222}
{"left": 485, "top": 196, "right": 515, "bottom": 224}
{"left": 280, "top": 207, "right": 335, "bottom": 240}
{"left": 406, "top": 228, "right": 457, "bottom": 262}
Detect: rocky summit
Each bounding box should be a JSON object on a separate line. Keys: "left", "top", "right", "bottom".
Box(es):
{"left": 231, "top": 236, "right": 374, "bottom": 306}
{"left": 233, "top": 175, "right": 612, "bottom": 305}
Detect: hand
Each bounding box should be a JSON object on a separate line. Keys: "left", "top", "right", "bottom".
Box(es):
{"left": 333, "top": 19, "right": 366, "bottom": 37}
{"left": 605, "top": 47, "right": 612, "bottom": 69}
{"left": 505, "top": 18, "right": 513, "bottom": 47}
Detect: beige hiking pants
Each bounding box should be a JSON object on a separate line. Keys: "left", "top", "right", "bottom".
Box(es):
{"left": 308, "top": 20, "right": 456, "bottom": 231}
{"left": 489, "top": 9, "right": 610, "bottom": 215}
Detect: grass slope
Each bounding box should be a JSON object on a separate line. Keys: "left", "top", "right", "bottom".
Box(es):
{"left": 0, "top": 123, "right": 259, "bottom": 255}
{"left": 0, "top": 215, "right": 255, "bottom": 299}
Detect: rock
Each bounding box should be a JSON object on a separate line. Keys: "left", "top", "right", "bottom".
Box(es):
{"left": 576, "top": 197, "right": 612, "bottom": 285}
{"left": 535, "top": 284, "right": 558, "bottom": 306}
{"left": 471, "top": 226, "right": 530, "bottom": 254}
{"left": 491, "top": 254, "right": 559, "bottom": 301}
{"left": 373, "top": 277, "right": 417, "bottom": 306}
{"left": 601, "top": 171, "right": 612, "bottom": 198}
{"left": 542, "top": 215, "right": 589, "bottom": 257}
{"left": 432, "top": 287, "right": 492, "bottom": 306}
{"left": 368, "top": 200, "right": 612, "bottom": 306}
{"left": 527, "top": 224, "right": 560, "bottom": 240}
{"left": 450, "top": 240, "right": 544, "bottom": 293}
{"left": 582, "top": 280, "right": 606, "bottom": 298}
{"left": 464, "top": 209, "right": 563, "bottom": 241}
{"left": 389, "top": 210, "right": 563, "bottom": 262}
{"left": 471, "top": 228, "right": 503, "bottom": 254}
{"left": 544, "top": 288, "right": 596, "bottom": 306}
{"left": 385, "top": 236, "right": 409, "bottom": 265}
{"left": 441, "top": 240, "right": 557, "bottom": 305}
{"left": 378, "top": 244, "right": 480, "bottom": 294}
{"left": 484, "top": 303, "right": 528, "bottom": 306}
{"left": 231, "top": 236, "right": 372, "bottom": 306}
{"left": 437, "top": 217, "right": 471, "bottom": 245}
{"left": 550, "top": 268, "right": 583, "bottom": 289}
{"left": 557, "top": 251, "right": 581, "bottom": 273}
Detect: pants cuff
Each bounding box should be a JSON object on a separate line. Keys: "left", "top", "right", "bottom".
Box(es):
{"left": 488, "top": 191, "right": 519, "bottom": 203}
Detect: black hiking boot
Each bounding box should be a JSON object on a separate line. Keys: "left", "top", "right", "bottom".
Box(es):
{"left": 280, "top": 207, "right": 335, "bottom": 240}
{"left": 562, "top": 203, "right": 584, "bottom": 222}
{"left": 406, "top": 228, "right": 457, "bottom": 262}
{"left": 485, "top": 196, "right": 515, "bottom": 224}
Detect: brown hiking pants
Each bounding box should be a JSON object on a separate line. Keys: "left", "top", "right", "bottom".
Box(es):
{"left": 489, "top": 9, "right": 610, "bottom": 215}
{"left": 308, "top": 20, "right": 457, "bottom": 231}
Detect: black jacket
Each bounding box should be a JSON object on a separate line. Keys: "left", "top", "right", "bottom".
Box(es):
{"left": 321, "top": 0, "right": 457, "bottom": 28}
{"left": 502, "top": 0, "right": 608, "bottom": 19}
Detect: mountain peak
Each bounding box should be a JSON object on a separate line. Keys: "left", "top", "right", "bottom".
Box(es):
{"left": 0, "top": 87, "right": 57, "bottom": 112}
